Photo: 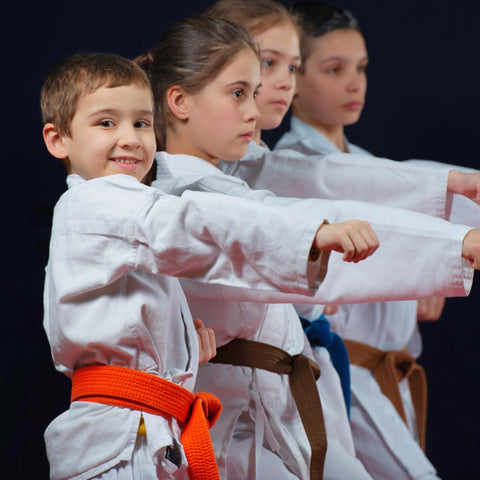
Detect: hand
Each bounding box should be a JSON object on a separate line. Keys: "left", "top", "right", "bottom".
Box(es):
{"left": 448, "top": 170, "right": 480, "bottom": 204}
{"left": 314, "top": 220, "right": 380, "bottom": 263}
{"left": 323, "top": 304, "right": 339, "bottom": 315}
{"left": 416, "top": 296, "right": 445, "bottom": 321}
{"left": 194, "top": 318, "right": 216, "bottom": 365}
{"left": 462, "top": 229, "right": 480, "bottom": 269}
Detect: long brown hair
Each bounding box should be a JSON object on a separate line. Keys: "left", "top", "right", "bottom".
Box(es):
{"left": 135, "top": 15, "right": 260, "bottom": 150}
{"left": 205, "top": 0, "right": 302, "bottom": 38}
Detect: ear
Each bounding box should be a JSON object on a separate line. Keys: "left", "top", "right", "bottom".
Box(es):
{"left": 43, "top": 123, "right": 69, "bottom": 159}
{"left": 166, "top": 85, "right": 191, "bottom": 121}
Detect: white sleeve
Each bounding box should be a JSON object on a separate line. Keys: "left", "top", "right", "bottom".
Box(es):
{"left": 53, "top": 176, "right": 328, "bottom": 300}
{"left": 230, "top": 149, "right": 480, "bottom": 228}
{"left": 132, "top": 185, "right": 329, "bottom": 296}
{"left": 404, "top": 158, "right": 480, "bottom": 228}
{"left": 179, "top": 195, "right": 473, "bottom": 305}
{"left": 150, "top": 171, "right": 474, "bottom": 305}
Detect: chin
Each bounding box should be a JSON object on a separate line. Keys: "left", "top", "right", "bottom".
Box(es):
{"left": 258, "top": 116, "right": 283, "bottom": 132}
{"left": 344, "top": 112, "right": 363, "bottom": 125}
{"left": 222, "top": 148, "right": 248, "bottom": 162}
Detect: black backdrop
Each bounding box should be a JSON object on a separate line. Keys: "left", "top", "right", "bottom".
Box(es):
{"left": 3, "top": 1, "right": 479, "bottom": 478}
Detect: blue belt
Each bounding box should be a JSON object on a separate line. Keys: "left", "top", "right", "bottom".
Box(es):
{"left": 300, "top": 314, "right": 351, "bottom": 417}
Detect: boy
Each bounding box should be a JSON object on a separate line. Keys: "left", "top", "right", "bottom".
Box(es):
{"left": 40, "top": 52, "right": 382, "bottom": 480}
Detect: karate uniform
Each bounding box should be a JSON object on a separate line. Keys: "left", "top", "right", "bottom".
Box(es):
{"left": 274, "top": 116, "right": 480, "bottom": 228}
{"left": 44, "top": 174, "right": 334, "bottom": 480}
{"left": 259, "top": 116, "right": 475, "bottom": 479}
{"left": 153, "top": 152, "right": 474, "bottom": 480}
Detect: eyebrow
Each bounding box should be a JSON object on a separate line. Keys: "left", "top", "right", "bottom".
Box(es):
{"left": 260, "top": 48, "right": 301, "bottom": 61}
{"left": 226, "top": 80, "right": 262, "bottom": 90}
{"left": 319, "top": 54, "right": 369, "bottom": 65}
{"left": 87, "top": 108, "right": 154, "bottom": 118}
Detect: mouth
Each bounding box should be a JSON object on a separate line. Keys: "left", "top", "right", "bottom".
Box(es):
{"left": 239, "top": 131, "right": 254, "bottom": 142}
{"left": 343, "top": 101, "right": 363, "bottom": 111}
{"left": 110, "top": 157, "right": 141, "bottom": 170}
{"left": 271, "top": 99, "right": 289, "bottom": 109}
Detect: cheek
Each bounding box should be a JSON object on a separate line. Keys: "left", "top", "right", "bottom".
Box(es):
{"left": 315, "top": 79, "right": 342, "bottom": 105}
{"left": 86, "top": 135, "right": 110, "bottom": 157}
{"left": 146, "top": 138, "right": 157, "bottom": 158}
{"left": 255, "top": 94, "right": 270, "bottom": 116}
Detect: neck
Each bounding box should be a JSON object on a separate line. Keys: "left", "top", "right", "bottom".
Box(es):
{"left": 253, "top": 126, "right": 262, "bottom": 145}
{"left": 292, "top": 108, "right": 347, "bottom": 152}
{"left": 165, "top": 127, "right": 220, "bottom": 168}
{"left": 321, "top": 125, "right": 347, "bottom": 152}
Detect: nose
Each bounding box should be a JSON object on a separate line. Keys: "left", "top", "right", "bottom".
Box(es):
{"left": 347, "top": 70, "right": 366, "bottom": 93}
{"left": 118, "top": 125, "right": 142, "bottom": 149}
{"left": 245, "top": 98, "right": 261, "bottom": 123}
{"left": 276, "top": 69, "right": 294, "bottom": 92}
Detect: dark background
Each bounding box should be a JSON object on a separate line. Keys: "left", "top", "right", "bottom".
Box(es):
{"left": 3, "top": 0, "right": 479, "bottom": 478}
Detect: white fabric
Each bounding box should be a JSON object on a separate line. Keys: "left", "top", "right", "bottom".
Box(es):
{"left": 43, "top": 173, "right": 331, "bottom": 480}
{"left": 156, "top": 152, "right": 473, "bottom": 305}
{"left": 219, "top": 116, "right": 480, "bottom": 229}
{"left": 403, "top": 157, "right": 480, "bottom": 228}
{"left": 154, "top": 153, "right": 373, "bottom": 479}
{"left": 91, "top": 435, "right": 188, "bottom": 480}
{"left": 153, "top": 151, "right": 475, "bottom": 479}
{"left": 270, "top": 119, "right": 453, "bottom": 479}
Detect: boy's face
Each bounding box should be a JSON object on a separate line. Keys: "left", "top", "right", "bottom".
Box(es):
{"left": 252, "top": 21, "right": 301, "bottom": 131}
{"left": 59, "top": 85, "right": 156, "bottom": 181}
{"left": 294, "top": 29, "right": 368, "bottom": 129}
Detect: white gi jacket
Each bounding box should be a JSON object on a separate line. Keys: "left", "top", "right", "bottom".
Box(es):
{"left": 153, "top": 152, "right": 474, "bottom": 480}
{"left": 43, "top": 174, "right": 335, "bottom": 480}
{"left": 219, "top": 117, "right": 479, "bottom": 231}
{"left": 250, "top": 117, "right": 477, "bottom": 479}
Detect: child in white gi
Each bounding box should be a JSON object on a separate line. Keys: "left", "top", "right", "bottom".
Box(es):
{"left": 204, "top": 1, "right": 480, "bottom": 479}
{"left": 138, "top": 11, "right": 480, "bottom": 480}
{"left": 41, "top": 52, "right": 384, "bottom": 480}
{"left": 277, "top": 2, "right": 472, "bottom": 478}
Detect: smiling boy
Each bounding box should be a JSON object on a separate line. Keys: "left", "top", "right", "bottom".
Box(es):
{"left": 40, "top": 51, "right": 385, "bottom": 480}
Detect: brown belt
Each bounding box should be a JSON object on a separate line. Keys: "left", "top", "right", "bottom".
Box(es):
{"left": 344, "top": 339, "right": 427, "bottom": 450}
{"left": 210, "top": 338, "right": 327, "bottom": 479}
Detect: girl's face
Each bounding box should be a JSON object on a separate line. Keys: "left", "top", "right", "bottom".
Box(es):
{"left": 183, "top": 49, "right": 261, "bottom": 163}
{"left": 252, "top": 21, "right": 301, "bottom": 131}
{"left": 294, "top": 28, "right": 368, "bottom": 131}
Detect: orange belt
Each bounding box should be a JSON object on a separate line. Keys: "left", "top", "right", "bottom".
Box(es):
{"left": 344, "top": 339, "right": 427, "bottom": 451}
{"left": 71, "top": 365, "right": 222, "bottom": 480}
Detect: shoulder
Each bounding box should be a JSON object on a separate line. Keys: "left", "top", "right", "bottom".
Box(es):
{"left": 55, "top": 175, "right": 157, "bottom": 225}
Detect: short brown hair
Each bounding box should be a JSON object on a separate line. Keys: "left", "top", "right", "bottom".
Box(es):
{"left": 40, "top": 52, "right": 152, "bottom": 137}
{"left": 289, "top": 1, "right": 362, "bottom": 71}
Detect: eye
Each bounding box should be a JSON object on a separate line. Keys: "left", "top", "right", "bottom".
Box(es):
{"left": 99, "top": 120, "right": 114, "bottom": 127}
{"left": 262, "top": 59, "right": 274, "bottom": 69}
{"left": 327, "top": 66, "right": 340, "bottom": 75}
{"left": 134, "top": 120, "right": 151, "bottom": 128}
{"left": 233, "top": 89, "right": 243, "bottom": 98}
{"left": 288, "top": 64, "right": 299, "bottom": 74}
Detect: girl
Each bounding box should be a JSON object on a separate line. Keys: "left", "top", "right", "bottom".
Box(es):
{"left": 139, "top": 11, "right": 480, "bottom": 480}
{"left": 208, "top": 1, "right": 480, "bottom": 479}
{"left": 209, "top": 0, "right": 478, "bottom": 478}
{"left": 276, "top": 2, "right": 454, "bottom": 479}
